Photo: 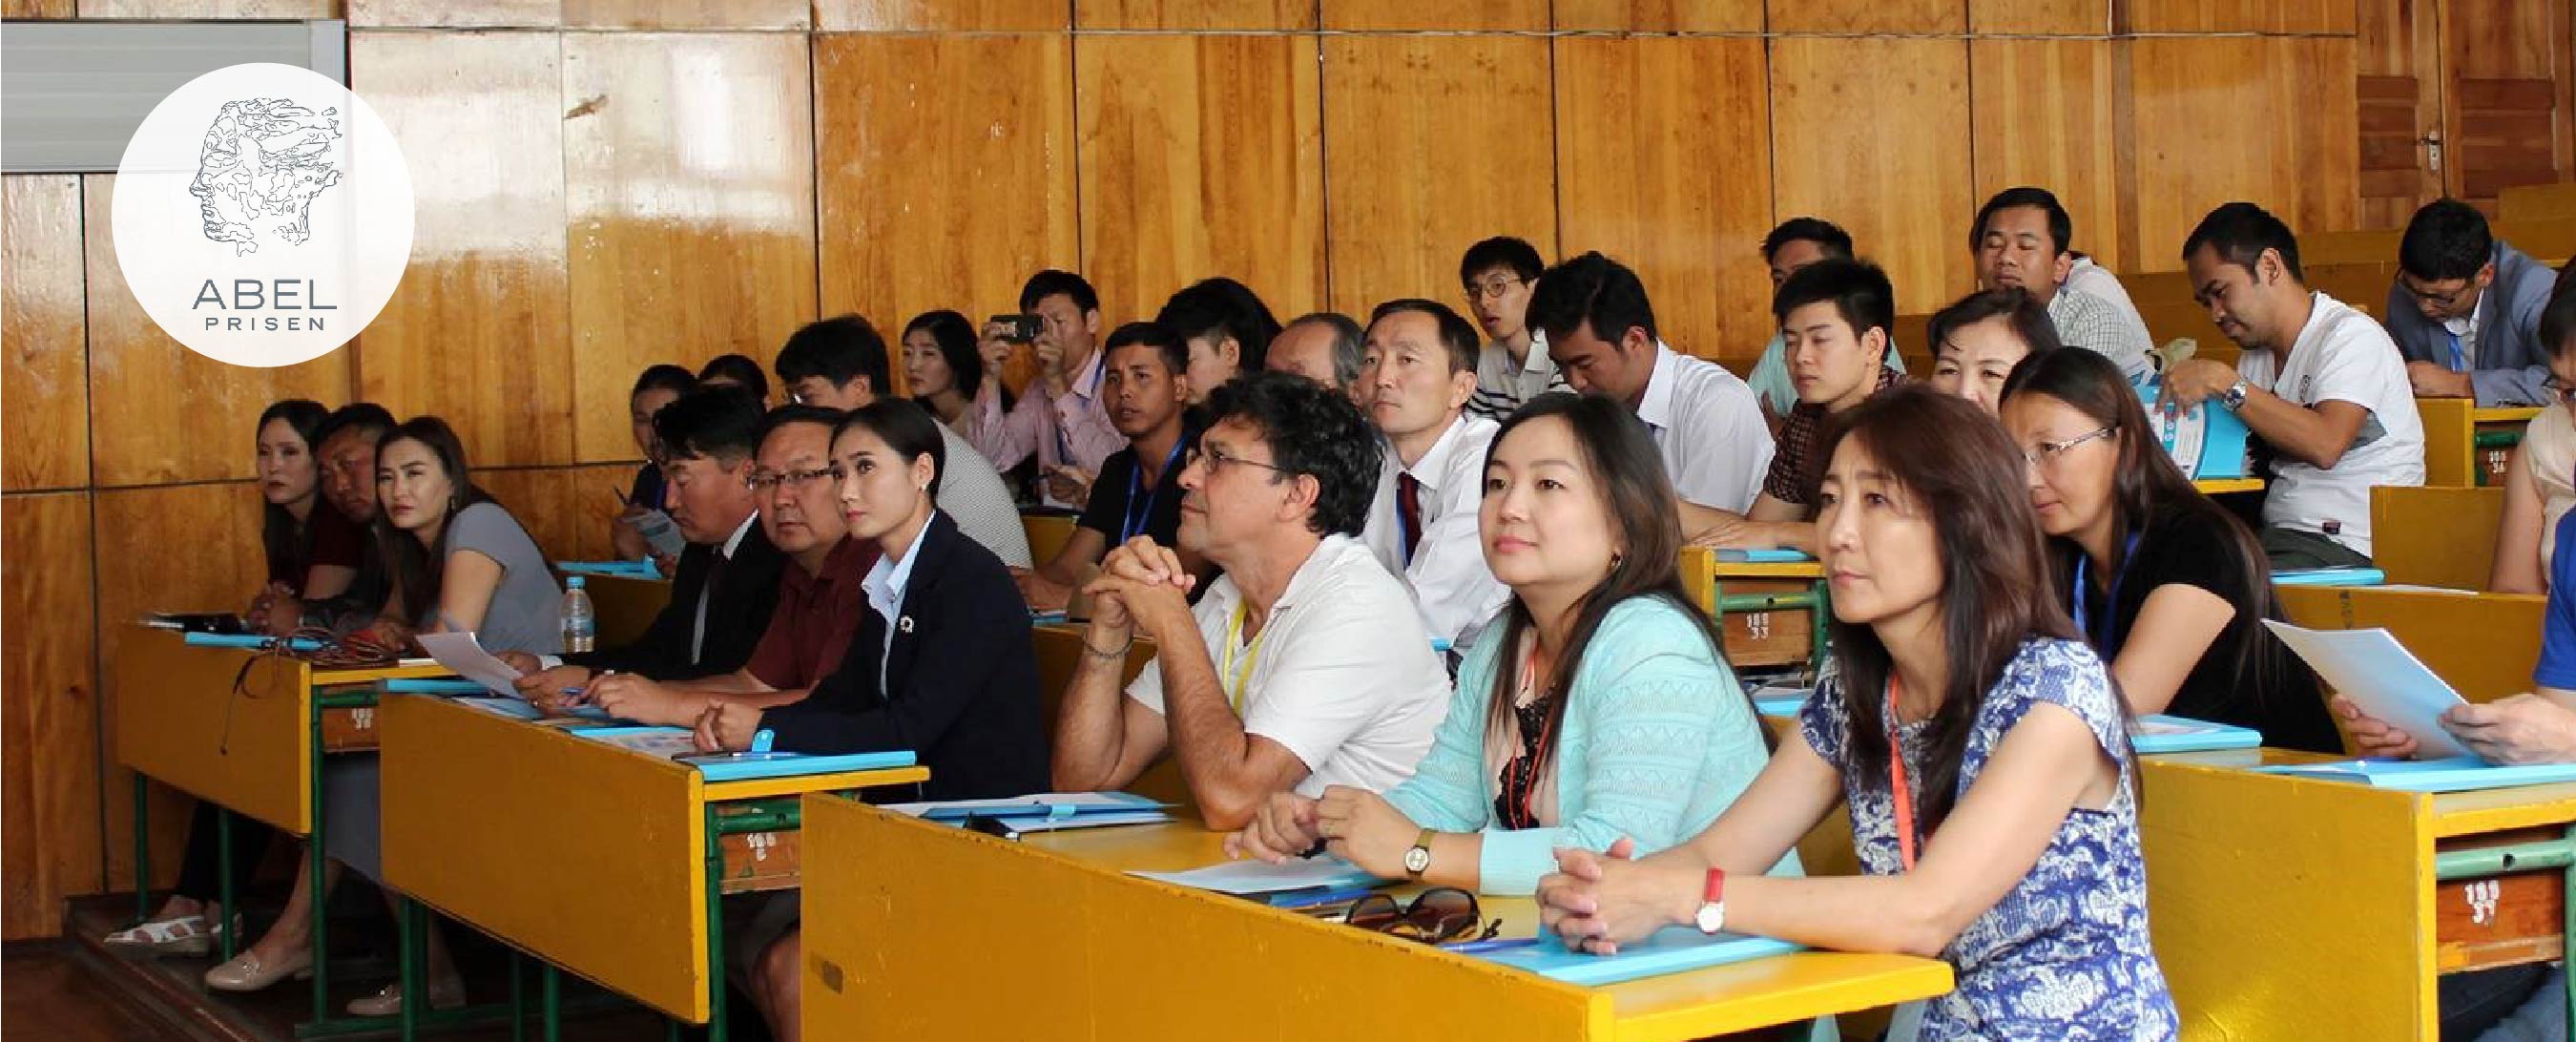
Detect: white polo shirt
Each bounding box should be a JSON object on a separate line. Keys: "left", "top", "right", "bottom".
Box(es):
{"left": 1361, "top": 412, "right": 1511, "bottom": 648}
{"left": 1125, "top": 534, "right": 1451, "bottom": 797}
{"left": 2233, "top": 292, "right": 2426, "bottom": 556}
{"left": 1636, "top": 343, "right": 1775, "bottom": 512}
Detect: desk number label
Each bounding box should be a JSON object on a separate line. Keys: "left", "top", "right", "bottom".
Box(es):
{"left": 2466, "top": 880, "right": 2500, "bottom": 926}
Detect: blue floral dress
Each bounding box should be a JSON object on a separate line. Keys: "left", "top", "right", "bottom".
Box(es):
{"left": 1799, "top": 637, "right": 2179, "bottom": 1040}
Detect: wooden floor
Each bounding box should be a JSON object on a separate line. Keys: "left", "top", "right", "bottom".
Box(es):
{"left": 20, "top": 894, "right": 719, "bottom": 1041}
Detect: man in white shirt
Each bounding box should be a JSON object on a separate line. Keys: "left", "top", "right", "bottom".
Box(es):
{"left": 1356, "top": 299, "right": 1510, "bottom": 651}
{"left": 772, "top": 314, "right": 1033, "bottom": 568}
{"left": 1972, "top": 186, "right": 2155, "bottom": 380}
{"left": 2165, "top": 201, "right": 2426, "bottom": 567}
{"left": 1052, "top": 371, "right": 1451, "bottom": 829}
{"left": 1267, "top": 311, "right": 1368, "bottom": 406}
{"left": 968, "top": 269, "right": 1125, "bottom": 506}
{"left": 1460, "top": 236, "right": 1568, "bottom": 420}
{"left": 1534, "top": 251, "right": 1776, "bottom": 533}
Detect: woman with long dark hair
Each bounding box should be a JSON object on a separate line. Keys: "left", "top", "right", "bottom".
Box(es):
{"left": 903, "top": 309, "right": 1006, "bottom": 435}
{"left": 1231, "top": 394, "right": 1779, "bottom": 895}
{"left": 1537, "top": 386, "right": 2177, "bottom": 1040}
{"left": 2001, "top": 348, "right": 2340, "bottom": 752}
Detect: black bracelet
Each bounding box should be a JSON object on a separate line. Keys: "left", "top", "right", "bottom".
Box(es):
{"left": 1082, "top": 633, "right": 1133, "bottom": 659}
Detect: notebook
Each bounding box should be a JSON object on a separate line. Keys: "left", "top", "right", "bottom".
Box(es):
{"left": 555, "top": 559, "right": 663, "bottom": 580}
{"left": 2272, "top": 567, "right": 2386, "bottom": 587}
{"left": 2255, "top": 757, "right": 2576, "bottom": 793}
{"left": 1477, "top": 927, "right": 1801, "bottom": 986}
{"left": 570, "top": 726, "right": 917, "bottom": 781}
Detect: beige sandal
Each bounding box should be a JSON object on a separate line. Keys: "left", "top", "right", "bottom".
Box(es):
{"left": 103, "top": 914, "right": 223, "bottom": 958}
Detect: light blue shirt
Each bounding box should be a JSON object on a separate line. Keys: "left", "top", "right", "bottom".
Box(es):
{"left": 862, "top": 511, "right": 935, "bottom": 693}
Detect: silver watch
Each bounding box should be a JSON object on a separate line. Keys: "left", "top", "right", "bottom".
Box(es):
{"left": 2219, "top": 379, "right": 2250, "bottom": 410}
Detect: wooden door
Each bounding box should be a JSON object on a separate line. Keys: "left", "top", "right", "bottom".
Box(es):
{"left": 2441, "top": 0, "right": 2575, "bottom": 215}
{"left": 2357, "top": 0, "right": 2447, "bottom": 229}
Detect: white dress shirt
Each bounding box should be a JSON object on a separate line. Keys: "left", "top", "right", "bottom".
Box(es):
{"left": 1361, "top": 412, "right": 1511, "bottom": 649}
{"left": 1635, "top": 343, "right": 1775, "bottom": 512}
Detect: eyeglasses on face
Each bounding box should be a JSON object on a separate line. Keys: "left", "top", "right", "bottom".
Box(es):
{"left": 748, "top": 466, "right": 838, "bottom": 490}
{"left": 1183, "top": 443, "right": 1290, "bottom": 478}
{"left": 1464, "top": 276, "right": 1526, "bottom": 302}
{"left": 2023, "top": 427, "right": 2114, "bottom": 469}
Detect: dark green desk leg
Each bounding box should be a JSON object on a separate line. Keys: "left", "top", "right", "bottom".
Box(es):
{"left": 510, "top": 950, "right": 527, "bottom": 1042}
{"left": 398, "top": 898, "right": 426, "bottom": 1042}
{"left": 217, "top": 807, "right": 237, "bottom": 961}
{"left": 308, "top": 708, "right": 332, "bottom": 1028}
{"left": 703, "top": 802, "right": 729, "bottom": 1042}
{"left": 542, "top": 964, "right": 562, "bottom": 1042}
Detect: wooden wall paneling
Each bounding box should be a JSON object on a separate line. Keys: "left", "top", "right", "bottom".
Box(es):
{"left": 346, "top": 0, "right": 556, "bottom": 26}
{"left": 1970, "top": 39, "right": 2124, "bottom": 284}
{"left": 1074, "top": 0, "right": 1315, "bottom": 30}
{"left": 2120, "top": 0, "right": 2352, "bottom": 34}
{"left": 1769, "top": 37, "right": 1976, "bottom": 315}
{"left": 1, "top": 491, "right": 101, "bottom": 940}
{"left": 1766, "top": 0, "right": 1961, "bottom": 35}
{"left": 813, "top": 0, "right": 1067, "bottom": 31}
{"left": 476, "top": 463, "right": 636, "bottom": 562}
{"left": 4, "top": 0, "right": 75, "bottom": 16}
{"left": 73, "top": 0, "right": 333, "bottom": 15}
{"left": 1319, "top": 0, "right": 1543, "bottom": 31}
{"left": 559, "top": 0, "right": 806, "bottom": 28}
{"left": 1968, "top": 0, "right": 2105, "bottom": 34}
{"left": 1552, "top": 36, "right": 1775, "bottom": 369}
{"left": 1550, "top": 0, "right": 1760, "bottom": 32}
{"left": 93, "top": 482, "right": 267, "bottom": 893}
{"left": 2444, "top": 0, "right": 2572, "bottom": 206}
{"left": 82, "top": 177, "right": 352, "bottom": 489}
{"left": 2353, "top": 0, "right": 2441, "bottom": 230}
{"left": 816, "top": 34, "right": 1077, "bottom": 348}
{"left": 4, "top": 177, "right": 91, "bottom": 493}
{"left": 350, "top": 31, "right": 574, "bottom": 469}
{"left": 1319, "top": 35, "right": 1555, "bottom": 318}
{"left": 1076, "top": 33, "right": 1323, "bottom": 335}
{"left": 562, "top": 31, "right": 818, "bottom": 465}
{"left": 2126, "top": 37, "right": 2360, "bottom": 274}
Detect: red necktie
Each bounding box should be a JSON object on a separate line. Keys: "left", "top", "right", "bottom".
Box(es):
{"left": 1397, "top": 472, "right": 1423, "bottom": 566}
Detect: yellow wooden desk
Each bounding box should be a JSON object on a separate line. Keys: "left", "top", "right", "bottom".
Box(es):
{"left": 1022, "top": 511, "right": 1078, "bottom": 566}
{"left": 1681, "top": 548, "right": 1830, "bottom": 673}
{"left": 2143, "top": 751, "right": 2576, "bottom": 1040}
{"left": 2275, "top": 585, "right": 2544, "bottom": 703}
{"left": 574, "top": 572, "right": 673, "bottom": 648}
{"left": 2191, "top": 477, "right": 2264, "bottom": 495}
{"left": 798, "top": 801, "right": 1950, "bottom": 1042}
{"left": 2371, "top": 485, "right": 2506, "bottom": 589}
{"left": 379, "top": 694, "right": 927, "bottom": 1037}
{"left": 2419, "top": 399, "right": 2541, "bottom": 488}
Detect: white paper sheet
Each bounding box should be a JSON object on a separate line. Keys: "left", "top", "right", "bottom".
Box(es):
{"left": 2261, "top": 620, "right": 2473, "bottom": 759}
{"left": 415, "top": 632, "right": 527, "bottom": 697}
{"left": 1129, "top": 856, "right": 1376, "bottom": 895}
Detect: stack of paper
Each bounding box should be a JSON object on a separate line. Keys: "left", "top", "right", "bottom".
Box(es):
{"left": 2262, "top": 621, "right": 2473, "bottom": 759}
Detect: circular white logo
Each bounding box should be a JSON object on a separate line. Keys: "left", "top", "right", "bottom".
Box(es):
{"left": 112, "top": 63, "right": 414, "bottom": 368}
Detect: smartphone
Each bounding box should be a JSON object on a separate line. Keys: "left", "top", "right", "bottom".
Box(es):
{"left": 988, "top": 313, "right": 1042, "bottom": 344}
{"left": 962, "top": 814, "right": 1023, "bottom": 841}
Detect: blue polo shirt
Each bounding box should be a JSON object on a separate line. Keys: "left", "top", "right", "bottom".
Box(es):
{"left": 2536, "top": 510, "right": 2576, "bottom": 690}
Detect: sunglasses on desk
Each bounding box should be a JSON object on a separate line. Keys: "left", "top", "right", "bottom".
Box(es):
{"left": 1343, "top": 887, "right": 1501, "bottom": 945}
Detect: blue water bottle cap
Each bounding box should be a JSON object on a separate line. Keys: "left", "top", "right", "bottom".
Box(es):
{"left": 566, "top": 575, "right": 585, "bottom": 589}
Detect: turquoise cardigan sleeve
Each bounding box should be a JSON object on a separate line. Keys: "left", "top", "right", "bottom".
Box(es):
{"left": 1384, "top": 632, "right": 1506, "bottom": 834}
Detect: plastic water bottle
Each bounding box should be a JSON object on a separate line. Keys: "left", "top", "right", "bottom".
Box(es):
{"left": 562, "top": 576, "right": 596, "bottom": 654}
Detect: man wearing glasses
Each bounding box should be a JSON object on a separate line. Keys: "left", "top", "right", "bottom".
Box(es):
{"left": 1051, "top": 372, "right": 1451, "bottom": 830}
{"left": 1460, "top": 236, "right": 1568, "bottom": 421}
{"left": 2384, "top": 198, "right": 2563, "bottom": 407}
{"left": 582, "top": 406, "right": 880, "bottom": 724}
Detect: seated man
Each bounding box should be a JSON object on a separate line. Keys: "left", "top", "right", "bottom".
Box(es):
{"left": 1458, "top": 236, "right": 1568, "bottom": 420}
{"left": 586, "top": 406, "right": 879, "bottom": 723}
{"left": 1695, "top": 259, "right": 1905, "bottom": 552}
{"left": 506, "top": 387, "right": 782, "bottom": 697}
{"left": 2164, "top": 201, "right": 2425, "bottom": 569}
{"left": 1357, "top": 299, "right": 1509, "bottom": 650}
{"left": 1267, "top": 311, "right": 1367, "bottom": 406}
{"left": 1156, "top": 276, "right": 1279, "bottom": 405}
{"left": 1018, "top": 322, "right": 1202, "bottom": 611}
{"left": 1050, "top": 372, "right": 1451, "bottom": 829}
{"left": 970, "top": 269, "right": 1123, "bottom": 506}
{"left": 776, "top": 313, "right": 1032, "bottom": 568}
{"left": 2384, "top": 198, "right": 2563, "bottom": 406}
{"left": 1746, "top": 218, "right": 1905, "bottom": 427}
{"left": 1533, "top": 251, "right": 1776, "bottom": 531}
{"left": 1971, "top": 186, "right": 2153, "bottom": 379}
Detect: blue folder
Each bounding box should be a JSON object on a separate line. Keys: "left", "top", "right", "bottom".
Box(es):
{"left": 573, "top": 727, "right": 920, "bottom": 782}
{"left": 1754, "top": 694, "right": 1808, "bottom": 718}
{"left": 1478, "top": 927, "right": 1801, "bottom": 986}
{"left": 555, "top": 559, "right": 663, "bottom": 580}
{"left": 2255, "top": 757, "right": 2576, "bottom": 793}
{"left": 182, "top": 632, "right": 323, "bottom": 652}
{"left": 2271, "top": 567, "right": 2386, "bottom": 587}
{"left": 920, "top": 792, "right": 1167, "bottom": 822}
{"left": 382, "top": 677, "right": 490, "bottom": 696}
{"left": 2129, "top": 714, "right": 2263, "bottom": 754}
{"left": 1714, "top": 549, "right": 1815, "bottom": 564}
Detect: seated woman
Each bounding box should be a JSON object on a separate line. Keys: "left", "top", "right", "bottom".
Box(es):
{"left": 903, "top": 310, "right": 1007, "bottom": 444}
{"left": 1924, "top": 287, "right": 2062, "bottom": 415}
{"left": 110, "top": 400, "right": 366, "bottom": 956}
{"left": 690, "top": 400, "right": 1049, "bottom": 1042}
{"left": 2490, "top": 277, "right": 2576, "bottom": 594}
{"left": 2001, "top": 349, "right": 2342, "bottom": 753}
{"left": 610, "top": 364, "right": 696, "bottom": 564}
{"left": 1229, "top": 393, "right": 1780, "bottom": 896}
{"left": 1538, "top": 387, "right": 2178, "bottom": 1040}
{"left": 211, "top": 417, "right": 563, "bottom": 1017}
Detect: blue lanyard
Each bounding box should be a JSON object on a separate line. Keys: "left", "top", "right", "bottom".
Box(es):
{"left": 1119, "top": 436, "right": 1188, "bottom": 544}
{"left": 2071, "top": 533, "right": 2143, "bottom": 652}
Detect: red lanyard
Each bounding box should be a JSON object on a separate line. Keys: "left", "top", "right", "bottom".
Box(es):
{"left": 1885, "top": 675, "right": 1921, "bottom": 871}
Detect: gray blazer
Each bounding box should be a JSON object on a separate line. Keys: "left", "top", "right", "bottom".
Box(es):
{"left": 2383, "top": 240, "right": 2562, "bottom": 406}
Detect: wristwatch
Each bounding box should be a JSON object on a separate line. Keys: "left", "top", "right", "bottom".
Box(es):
{"left": 2219, "top": 378, "right": 2251, "bottom": 411}
{"left": 1693, "top": 867, "right": 1728, "bottom": 934}
{"left": 1402, "top": 827, "right": 1435, "bottom": 878}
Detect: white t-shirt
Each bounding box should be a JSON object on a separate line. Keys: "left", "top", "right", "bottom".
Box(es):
{"left": 1126, "top": 534, "right": 1452, "bottom": 797}
{"left": 2235, "top": 292, "right": 2426, "bottom": 556}
{"left": 1361, "top": 412, "right": 1510, "bottom": 648}
{"left": 1636, "top": 344, "right": 1776, "bottom": 512}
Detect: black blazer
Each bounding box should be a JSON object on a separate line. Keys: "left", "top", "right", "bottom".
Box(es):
{"left": 568, "top": 519, "right": 786, "bottom": 681}
{"left": 763, "top": 511, "right": 1049, "bottom": 802}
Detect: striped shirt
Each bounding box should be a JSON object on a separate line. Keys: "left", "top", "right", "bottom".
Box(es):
{"left": 1468, "top": 333, "right": 1569, "bottom": 421}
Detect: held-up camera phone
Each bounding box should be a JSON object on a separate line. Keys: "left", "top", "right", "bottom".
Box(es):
{"left": 989, "top": 313, "right": 1043, "bottom": 344}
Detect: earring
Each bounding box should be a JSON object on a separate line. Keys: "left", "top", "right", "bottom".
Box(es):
{"left": 1609, "top": 551, "right": 1624, "bottom": 572}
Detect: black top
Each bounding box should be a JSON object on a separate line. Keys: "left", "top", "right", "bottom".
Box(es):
{"left": 1076, "top": 423, "right": 1197, "bottom": 548}
{"left": 762, "top": 511, "right": 1050, "bottom": 802}
{"left": 2072, "top": 509, "right": 2343, "bottom": 754}
{"left": 628, "top": 463, "right": 667, "bottom": 512}
{"left": 566, "top": 518, "right": 785, "bottom": 681}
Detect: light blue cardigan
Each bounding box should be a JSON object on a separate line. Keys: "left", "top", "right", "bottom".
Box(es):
{"left": 1384, "top": 594, "right": 1795, "bottom": 894}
